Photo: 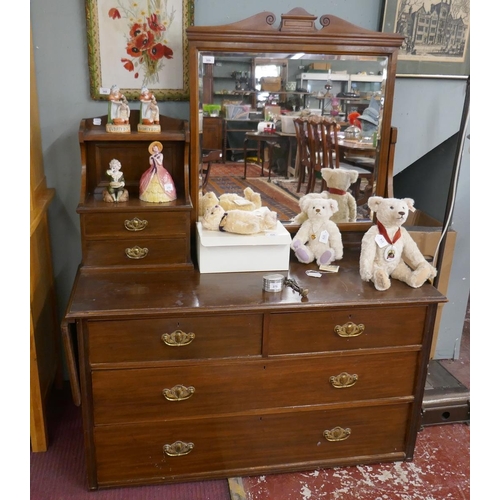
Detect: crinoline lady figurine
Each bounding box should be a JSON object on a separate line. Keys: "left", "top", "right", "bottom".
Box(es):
{"left": 139, "top": 141, "right": 177, "bottom": 203}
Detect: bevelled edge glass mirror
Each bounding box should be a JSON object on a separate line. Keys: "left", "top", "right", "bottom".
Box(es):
{"left": 187, "top": 8, "right": 404, "bottom": 233}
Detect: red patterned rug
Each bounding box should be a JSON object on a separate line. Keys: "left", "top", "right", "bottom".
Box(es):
{"left": 206, "top": 163, "right": 300, "bottom": 221}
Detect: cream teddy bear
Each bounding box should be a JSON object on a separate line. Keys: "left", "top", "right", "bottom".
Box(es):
{"left": 198, "top": 188, "right": 262, "bottom": 217}
{"left": 291, "top": 168, "right": 359, "bottom": 225}
{"left": 321, "top": 168, "right": 359, "bottom": 223}
{"left": 201, "top": 205, "right": 277, "bottom": 235}
{"left": 291, "top": 196, "right": 343, "bottom": 266}
{"left": 359, "top": 196, "right": 437, "bottom": 291}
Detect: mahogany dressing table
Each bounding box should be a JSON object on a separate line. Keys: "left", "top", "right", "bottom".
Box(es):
{"left": 62, "top": 9, "right": 447, "bottom": 490}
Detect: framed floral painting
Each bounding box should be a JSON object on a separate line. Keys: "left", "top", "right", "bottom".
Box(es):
{"left": 382, "top": 0, "right": 469, "bottom": 78}
{"left": 86, "top": 0, "right": 194, "bottom": 100}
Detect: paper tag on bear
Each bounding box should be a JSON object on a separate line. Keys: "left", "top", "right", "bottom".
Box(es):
{"left": 375, "top": 234, "right": 388, "bottom": 248}
{"left": 319, "top": 230, "right": 329, "bottom": 244}
{"left": 233, "top": 199, "right": 252, "bottom": 206}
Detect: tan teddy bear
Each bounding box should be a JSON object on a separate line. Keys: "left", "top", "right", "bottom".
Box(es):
{"left": 359, "top": 196, "right": 437, "bottom": 291}
{"left": 321, "top": 167, "right": 359, "bottom": 223}
{"left": 291, "top": 196, "right": 343, "bottom": 266}
{"left": 198, "top": 188, "right": 262, "bottom": 217}
{"left": 292, "top": 168, "right": 359, "bottom": 225}
{"left": 201, "top": 205, "right": 277, "bottom": 235}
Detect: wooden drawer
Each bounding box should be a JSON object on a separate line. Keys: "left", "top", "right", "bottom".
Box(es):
{"left": 92, "top": 351, "right": 418, "bottom": 424}
{"left": 82, "top": 237, "right": 188, "bottom": 267}
{"left": 88, "top": 315, "right": 263, "bottom": 363}
{"left": 93, "top": 403, "right": 411, "bottom": 486}
{"left": 268, "top": 306, "right": 427, "bottom": 354}
{"left": 82, "top": 211, "right": 189, "bottom": 239}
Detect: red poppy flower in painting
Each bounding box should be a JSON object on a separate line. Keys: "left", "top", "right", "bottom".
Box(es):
{"left": 147, "top": 43, "right": 165, "bottom": 61}
{"left": 109, "top": 1, "right": 176, "bottom": 86}
{"left": 121, "top": 58, "right": 134, "bottom": 72}
{"left": 147, "top": 13, "right": 166, "bottom": 33}
{"left": 129, "top": 22, "right": 146, "bottom": 38}
{"left": 108, "top": 8, "right": 121, "bottom": 19}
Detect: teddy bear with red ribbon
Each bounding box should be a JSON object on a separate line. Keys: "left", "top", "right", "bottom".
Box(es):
{"left": 359, "top": 196, "right": 437, "bottom": 291}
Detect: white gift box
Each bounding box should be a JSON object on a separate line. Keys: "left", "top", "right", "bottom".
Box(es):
{"left": 196, "top": 221, "right": 292, "bottom": 274}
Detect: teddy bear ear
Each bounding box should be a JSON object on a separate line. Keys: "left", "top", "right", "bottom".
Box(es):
{"left": 403, "top": 198, "right": 415, "bottom": 210}
{"left": 367, "top": 196, "right": 383, "bottom": 212}
{"left": 321, "top": 167, "right": 332, "bottom": 180}
{"left": 349, "top": 170, "right": 359, "bottom": 182}
{"left": 329, "top": 199, "right": 339, "bottom": 212}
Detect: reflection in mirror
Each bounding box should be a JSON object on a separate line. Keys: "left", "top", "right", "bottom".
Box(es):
{"left": 198, "top": 51, "right": 388, "bottom": 224}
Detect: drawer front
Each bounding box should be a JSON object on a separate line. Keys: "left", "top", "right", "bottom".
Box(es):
{"left": 83, "top": 237, "right": 188, "bottom": 267}
{"left": 94, "top": 403, "right": 410, "bottom": 486}
{"left": 88, "top": 315, "right": 263, "bottom": 363}
{"left": 82, "top": 211, "right": 189, "bottom": 238}
{"left": 92, "top": 351, "right": 418, "bottom": 424}
{"left": 268, "top": 306, "right": 427, "bottom": 354}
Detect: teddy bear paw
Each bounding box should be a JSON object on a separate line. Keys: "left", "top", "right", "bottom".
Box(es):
{"left": 373, "top": 269, "right": 391, "bottom": 291}
{"left": 318, "top": 249, "right": 334, "bottom": 266}
{"left": 408, "top": 262, "right": 437, "bottom": 288}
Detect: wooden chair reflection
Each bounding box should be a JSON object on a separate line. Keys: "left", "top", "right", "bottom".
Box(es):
{"left": 293, "top": 117, "right": 311, "bottom": 193}
{"left": 305, "top": 115, "right": 331, "bottom": 194}
{"left": 293, "top": 115, "right": 374, "bottom": 203}
{"left": 200, "top": 149, "right": 223, "bottom": 193}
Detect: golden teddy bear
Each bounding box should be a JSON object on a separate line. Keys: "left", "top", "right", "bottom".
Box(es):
{"left": 359, "top": 196, "right": 437, "bottom": 291}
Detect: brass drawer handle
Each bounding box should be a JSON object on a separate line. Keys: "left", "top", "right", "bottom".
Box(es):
{"left": 163, "top": 384, "right": 195, "bottom": 401}
{"left": 125, "top": 246, "right": 149, "bottom": 259}
{"left": 124, "top": 217, "right": 148, "bottom": 231}
{"left": 163, "top": 441, "right": 194, "bottom": 457}
{"left": 334, "top": 322, "right": 365, "bottom": 338}
{"left": 162, "top": 330, "right": 195, "bottom": 346}
{"left": 323, "top": 426, "right": 351, "bottom": 442}
{"left": 330, "top": 372, "right": 358, "bottom": 389}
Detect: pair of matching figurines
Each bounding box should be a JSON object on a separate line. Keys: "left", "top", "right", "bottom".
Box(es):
{"left": 290, "top": 193, "right": 437, "bottom": 291}
{"left": 106, "top": 85, "right": 160, "bottom": 133}
{"left": 103, "top": 141, "right": 176, "bottom": 204}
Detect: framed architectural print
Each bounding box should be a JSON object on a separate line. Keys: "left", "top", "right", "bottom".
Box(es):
{"left": 382, "top": 0, "right": 469, "bottom": 78}
{"left": 86, "top": 0, "right": 194, "bottom": 100}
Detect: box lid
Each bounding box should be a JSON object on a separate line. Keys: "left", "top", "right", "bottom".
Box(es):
{"left": 196, "top": 221, "right": 291, "bottom": 248}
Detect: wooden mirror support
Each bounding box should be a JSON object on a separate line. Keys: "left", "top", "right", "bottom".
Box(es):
{"left": 187, "top": 8, "right": 403, "bottom": 232}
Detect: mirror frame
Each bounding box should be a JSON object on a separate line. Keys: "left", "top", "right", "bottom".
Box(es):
{"left": 187, "top": 8, "right": 404, "bottom": 233}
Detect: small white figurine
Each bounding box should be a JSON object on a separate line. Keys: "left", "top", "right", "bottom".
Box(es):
{"left": 103, "top": 159, "right": 129, "bottom": 202}
{"left": 116, "top": 96, "right": 130, "bottom": 124}
{"left": 108, "top": 85, "right": 123, "bottom": 123}
{"left": 106, "top": 85, "right": 131, "bottom": 133}
{"left": 138, "top": 86, "right": 161, "bottom": 132}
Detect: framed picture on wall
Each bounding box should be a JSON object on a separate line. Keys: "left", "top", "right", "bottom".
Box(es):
{"left": 381, "top": 0, "right": 469, "bottom": 78}
{"left": 86, "top": 0, "right": 194, "bottom": 100}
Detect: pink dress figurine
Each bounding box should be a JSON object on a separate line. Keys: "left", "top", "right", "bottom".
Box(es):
{"left": 139, "top": 141, "right": 177, "bottom": 203}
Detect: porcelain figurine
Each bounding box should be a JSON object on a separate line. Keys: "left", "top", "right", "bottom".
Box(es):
{"left": 106, "top": 85, "right": 131, "bottom": 133}
{"left": 103, "top": 159, "right": 129, "bottom": 202}
{"left": 139, "top": 141, "right": 176, "bottom": 203}
{"left": 138, "top": 86, "right": 161, "bottom": 132}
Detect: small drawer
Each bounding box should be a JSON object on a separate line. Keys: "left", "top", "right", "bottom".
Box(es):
{"left": 88, "top": 314, "right": 263, "bottom": 364}
{"left": 82, "top": 211, "right": 189, "bottom": 239}
{"left": 82, "top": 237, "right": 188, "bottom": 267}
{"left": 92, "top": 351, "right": 418, "bottom": 425}
{"left": 268, "top": 306, "right": 427, "bottom": 354}
{"left": 93, "top": 403, "right": 411, "bottom": 486}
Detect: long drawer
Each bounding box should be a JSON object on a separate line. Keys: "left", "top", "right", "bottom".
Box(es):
{"left": 81, "top": 211, "right": 189, "bottom": 239}
{"left": 94, "top": 403, "right": 411, "bottom": 486}
{"left": 82, "top": 237, "right": 189, "bottom": 267}
{"left": 88, "top": 315, "right": 263, "bottom": 363}
{"left": 268, "top": 306, "right": 427, "bottom": 354}
{"left": 92, "top": 351, "right": 418, "bottom": 424}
